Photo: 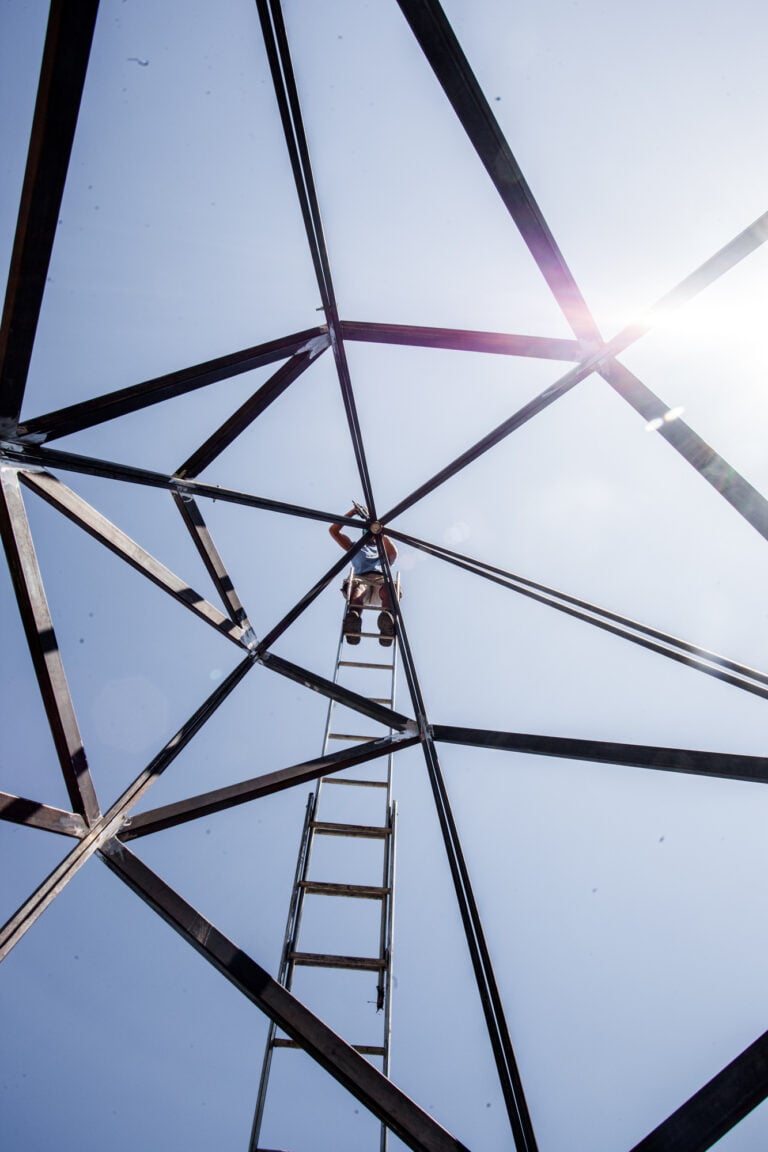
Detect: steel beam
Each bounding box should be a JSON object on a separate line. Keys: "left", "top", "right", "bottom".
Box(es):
{"left": 17, "top": 327, "right": 328, "bottom": 442}
{"left": 395, "top": 0, "right": 600, "bottom": 345}
{"left": 386, "top": 527, "right": 768, "bottom": 702}
{"left": 340, "top": 321, "right": 582, "bottom": 362}
{"left": 120, "top": 733, "right": 420, "bottom": 840}
{"left": 433, "top": 725, "right": 768, "bottom": 784}
{"left": 172, "top": 493, "right": 251, "bottom": 629}
{"left": 0, "top": 468, "right": 100, "bottom": 824}
{"left": 261, "top": 651, "right": 415, "bottom": 732}
{"left": 175, "top": 347, "right": 321, "bottom": 479}
{"left": 382, "top": 211, "right": 768, "bottom": 522}
{"left": 20, "top": 470, "right": 248, "bottom": 648}
{"left": 255, "top": 538, "right": 366, "bottom": 653}
{"left": 630, "top": 1028, "right": 768, "bottom": 1152}
{"left": 0, "top": 0, "right": 100, "bottom": 431}
{"left": 376, "top": 542, "right": 539, "bottom": 1152}
{"left": 100, "top": 839, "right": 471, "bottom": 1152}
{"left": 2, "top": 439, "right": 353, "bottom": 525}
{"left": 600, "top": 358, "right": 768, "bottom": 543}
{"left": 0, "top": 792, "right": 85, "bottom": 838}
{"left": 256, "top": 0, "right": 377, "bottom": 515}
{"left": 0, "top": 656, "right": 253, "bottom": 962}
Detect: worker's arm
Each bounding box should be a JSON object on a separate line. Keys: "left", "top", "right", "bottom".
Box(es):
{"left": 382, "top": 535, "right": 398, "bottom": 564}
{"left": 329, "top": 507, "right": 357, "bottom": 552}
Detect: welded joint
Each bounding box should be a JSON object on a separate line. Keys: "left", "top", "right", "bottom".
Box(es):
{"left": 241, "top": 627, "right": 259, "bottom": 652}
{"left": 296, "top": 332, "right": 330, "bottom": 359}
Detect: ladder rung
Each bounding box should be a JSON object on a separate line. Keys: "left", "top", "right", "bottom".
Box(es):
{"left": 289, "top": 951, "right": 386, "bottom": 971}
{"left": 339, "top": 660, "right": 393, "bottom": 669}
{"left": 368, "top": 697, "right": 393, "bottom": 704}
{"left": 328, "top": 733, "right": 380, "bottom": 742}
{"left": 322, "top": 778, "right": 388, "bottom": 788}
{"left": 311, "top": 821, "right": 390, "bottom": 839}
{"left": 299, "top": 880, "right": 390, "bottom": 899}
{"left": 272, "top": 1038, "right": 386, "bottom": 1056}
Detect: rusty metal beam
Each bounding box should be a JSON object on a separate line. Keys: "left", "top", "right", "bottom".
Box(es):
{"left": 101, "top": 838, "right": 471, "bottom": 1152}
{"left": 0, "top": 0, "right": 100, "bottom": 431}
{"left": 0, "top": 468, "right": 100, "bottom": 824}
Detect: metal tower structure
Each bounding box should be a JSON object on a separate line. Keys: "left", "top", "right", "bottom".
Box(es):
{"left": 2, "top": 2, "right": 768, "bottom": 1150}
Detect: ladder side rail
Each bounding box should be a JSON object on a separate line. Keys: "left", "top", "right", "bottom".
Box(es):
{"left": 250, "top": 790, "right": 316, "bottom": 1151}
{"left": 380, "top": 800, "right": 399, "bottom": 1152}
{"left": 376, "top": 574, "right": 400, "bottom": 1007}
{"left": 315, "top": 563, "right": 355, "bottom": 818}
{"left": 378, "top": 572, "right": 400, "bottom": 1152}
{"left": 385, "top": 573, "right": 401, "bottom": 810}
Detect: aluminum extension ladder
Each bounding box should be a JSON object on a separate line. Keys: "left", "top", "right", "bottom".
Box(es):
{"left": 250, "top": 572, "right": 401, "bottom": 1152}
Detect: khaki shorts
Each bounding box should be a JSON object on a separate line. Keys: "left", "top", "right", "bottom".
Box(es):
{"left": 341, "top": 573, "right": 402, "bottom": 605}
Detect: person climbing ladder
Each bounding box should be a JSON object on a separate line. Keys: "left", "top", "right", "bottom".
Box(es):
{"left": 329, "top": 504, "right": 398, "bottom": 646}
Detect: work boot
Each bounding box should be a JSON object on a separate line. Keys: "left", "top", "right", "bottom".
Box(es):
{"left": 343, "top": 608, "right": 362, "bottom": 644}
{"left": 377, "top": 611, "right": 394, "bottom": 647}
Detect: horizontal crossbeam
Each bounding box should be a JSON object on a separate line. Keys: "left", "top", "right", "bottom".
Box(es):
{"left": 433, "top": 725, "right": 768, "bottom": 784}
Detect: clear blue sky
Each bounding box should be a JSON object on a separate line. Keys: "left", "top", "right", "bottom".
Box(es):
{"left": 3, "top": 1, "right": 768, "bottom": 1150}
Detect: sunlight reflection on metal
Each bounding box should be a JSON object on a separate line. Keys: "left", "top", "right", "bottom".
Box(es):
{"left": 645, "top": 406, "right": 685, "bottom": 432}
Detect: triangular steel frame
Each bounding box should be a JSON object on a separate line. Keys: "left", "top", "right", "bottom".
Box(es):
{"left": 2, "top": 2, "right": 768, "bottom": 1150}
